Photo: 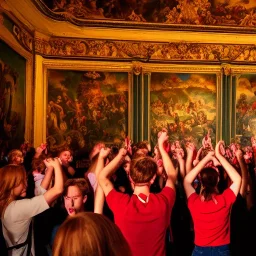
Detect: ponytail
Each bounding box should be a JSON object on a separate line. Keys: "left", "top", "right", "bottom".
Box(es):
{"left": 200, "top": 167, "right": 219, "bottom": 202}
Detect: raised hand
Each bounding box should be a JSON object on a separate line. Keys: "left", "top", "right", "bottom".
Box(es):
{"left": 43, "top": 157, "right": 61, "bottom": 169}
{"left": 158, "top": 129, "right": 169, "bottom": 146}
{"left": 99, "top": 147, "right": 111, "bottom": 159}
{"left": 215, "top": 140, "right": 225, "bottom": 158}
{"left": 119, "top": 148, "right": 127, "bottom": 157}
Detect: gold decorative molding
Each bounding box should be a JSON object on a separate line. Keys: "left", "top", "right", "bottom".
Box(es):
{"left": 0, "top": 21, "right": 34, "bottom": 144}
{"left": 34, "top": 57, "right": 134, "bottom": 147}
{"left": 132, "top": 61, "right": 142, "bottom": 75}
{"left": 230, "top": 65, "right": 256, "bottom": 75}
{"left": 221, "top": 64, "right": 232, "bottom": 76}
{"left": 13, "top": 24, "right": 33, "bottom": 52}
{"left": 34, "top": 37, "right": 256, "bottom": 63}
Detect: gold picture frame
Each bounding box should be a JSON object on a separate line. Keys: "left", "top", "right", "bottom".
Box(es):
{"left": 230, "top": 65, "right": 256, "bottom": 147}
{"left": 141, "top": 63, "right": 223, "bottom": 148}
{"left": 0, "top": 20, "right": 33, "bottom": 145}
{"left": 34, "top": 57, "right": 133, "bottom": 152}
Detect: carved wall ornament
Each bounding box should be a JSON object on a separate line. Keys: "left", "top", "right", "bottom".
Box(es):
{"left": 34, "top": 37, "right": 256, "bottom": 63}
{"left": 13, "top": 24, "right": 33, "bottom": 52}
{"left": 221, "top": 64, "right": 232, "bottom": 76}
{"left": 132, "top": 62, "right": 142, "bottom": 75}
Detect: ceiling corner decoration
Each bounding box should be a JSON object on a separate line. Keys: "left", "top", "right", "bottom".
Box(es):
{"left": 32, "top": 0, "right": 256, "bottom": 32}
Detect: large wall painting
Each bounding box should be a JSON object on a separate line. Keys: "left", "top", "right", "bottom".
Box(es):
{"left": 150, "top": 73, "right": 217, "bottom": 148}
{"left": 47, "top": 69, "right": 129, "bottom": 155}
{"left": 35, "top": 0, "right": 256, "bottom": 30}
{"left": 0, "top": 40, "right": 26, "bottom": 156}
{"left": 236, "top": 74, "right": 256, "bottom": 147}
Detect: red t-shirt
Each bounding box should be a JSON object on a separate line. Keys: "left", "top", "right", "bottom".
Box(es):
{"left": 188, "top": 188, "right": 236, "bottom": 246}
{"left": 106, "top": 187, "right": 175, "bottom": 256}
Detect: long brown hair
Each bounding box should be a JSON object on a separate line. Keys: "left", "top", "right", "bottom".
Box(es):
{"left": 0, "top": 164, "right": 26, "bottom": 216}
{"left": 53, "top": 212, "right": 132, "bottom": 256}
{"left": 200, "top": 167, "right": 219, "bottom": 201}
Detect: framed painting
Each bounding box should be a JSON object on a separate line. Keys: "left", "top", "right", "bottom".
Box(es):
{"left": 142, "top": 64, "right": 222, "bottom": 149}
{"left": 0, "top": 23, "right": 33, "bottom": 157}
{"left": 34, "top": 58, "right": 133, "bottom": 156}
{"left": 231, "top": 66, "right": 256, "bottom": 148}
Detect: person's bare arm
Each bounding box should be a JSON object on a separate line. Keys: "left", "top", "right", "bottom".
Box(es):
{"left": 158, "top": 130, "right": 177, "bottom": 190}
{"left": 43, "top": 158, "right": 64, "bottom": 205}
{"left": 185, "top": 143, "right": 195, "bottom": 174}
{"left": 98, "top": 148, "right": 126, "bottom": 196}
{"left": 235, "top": 149, "right": 248, "bottom": 197}
{"left": 94, "top": 185, "right": 105, "bottom": 214}
{"left": 177, "top": 151, "right": 186, "bottom": 179}
{"left": 94, "top": 147, "right": 110, "bottom": 214}
{"left": 40, "top": 166, "right": 54, "bottom": 191}
{"left": 215, "top": 141, "right": 241, "bottom": 196}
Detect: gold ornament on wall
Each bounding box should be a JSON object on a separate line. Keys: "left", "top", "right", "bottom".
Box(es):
{"left": 34, "top": 37, "right": 256, "bottom": 63}
{"left": 221, "top": 64, "right": 232, "bottom": 76}
{"left": 132, "top": 62, "right": 142, "bottom": 75}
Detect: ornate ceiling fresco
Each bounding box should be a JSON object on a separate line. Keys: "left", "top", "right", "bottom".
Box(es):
{"left": 33, "top": 0, "right": 256, "bottom": 31}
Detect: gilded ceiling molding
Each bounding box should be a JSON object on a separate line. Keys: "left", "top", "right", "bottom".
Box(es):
{"left": 34, "top": 37, "right": 256, "bottom": 63}
{"left": 31, "top": 0, "right": 256, "bottom": 33}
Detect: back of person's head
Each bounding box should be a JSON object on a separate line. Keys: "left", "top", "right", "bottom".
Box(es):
{"left": 53, "top": 212, "right": 132, "bottom": 256}
{"left": 63, "top": 178, "right": 90, "bottom": 197}
{"left": 0, "top": 164, "right": 26, "bottom": 216}
{"left": 31, "top": 157, "right": 46, "bottom": 173}
{"left": 200, "top": 167, "right": 219, "bottom": 201}
{"left": 130, "top": 156, "right": 157, "bottom": 184}
{"left": 7, "top": 149, "right": 23, "bottom": 164}
{"left": 132, "top": 141, "right": 149, "bottom": 156}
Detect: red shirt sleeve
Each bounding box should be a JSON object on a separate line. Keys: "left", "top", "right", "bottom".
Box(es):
{"left": 159, "top": 187, "right": 176, "bottom": 209}
{"left": 222, "top": 188, "right": 236, "bottom": 206}
{"left": 106, "top": 188, "right": 130, "bottom": 212}
{"left": 187, "top": 192, "right": 198, "bottom": 209}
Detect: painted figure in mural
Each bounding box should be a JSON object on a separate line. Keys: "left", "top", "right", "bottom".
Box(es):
{"left": 47, "top": 70, "right": 128, "bottom": 154}
{"left": 0, "top": 60, "right": 20, "bottom": 155}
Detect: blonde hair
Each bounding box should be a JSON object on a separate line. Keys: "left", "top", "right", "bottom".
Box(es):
{"left": 0, "top": 164, "right": 26, "bottom": 216}
{"left": 7, "top": 149, "right": 23, "bottom": 164}
{"left": 53, "top": 212, "right": 132, "bottom": 256}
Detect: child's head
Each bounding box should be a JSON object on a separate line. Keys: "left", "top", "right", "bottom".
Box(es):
{"left": 53, "top": 212, "right": 132, "bottom": 256}
{"left": 132, "top": 142, "right": 149, "bottom": 156}
{"left": 7, "top": 149, "right": 24, "bottom": 165}
{"left": 0, "top": 164, "right": 27, "bottom": 215}
{"left": 130, "top": 156, "right": 157, "bottom": 185}
{"left": 63, "top": 178, "right": 90, "bottom": 216}
{"left": 58, "top": 149, "right": 73, "bottom": 165}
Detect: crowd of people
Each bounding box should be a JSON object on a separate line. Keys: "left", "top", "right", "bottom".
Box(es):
{"left": 0, "top": 129, "right": 256, "bottom": 256}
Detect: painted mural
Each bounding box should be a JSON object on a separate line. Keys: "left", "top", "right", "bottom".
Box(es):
{"left": 47, "top": 70, "right": 129, "bottom": 155}
{"left": 236, "top": 74, "right": 256, "bottom": 147}
{"left": 37, "top": 0, "right": 256, "bottom": 28}
{"left": 150, "top": 73, "right": 217, "bottom": 148}
{"left": 0, "top": 40, "right": 26, "bottom": 158}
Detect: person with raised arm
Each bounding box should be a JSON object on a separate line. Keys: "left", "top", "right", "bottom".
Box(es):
{"left": 0, "top": 158, "right": 63, "bottom": 256}
{"left": 183, "top": 140, "right": 241, "bottom": 256}
{"left": 98, "top": 129, "right": 177, "bottom": 256}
